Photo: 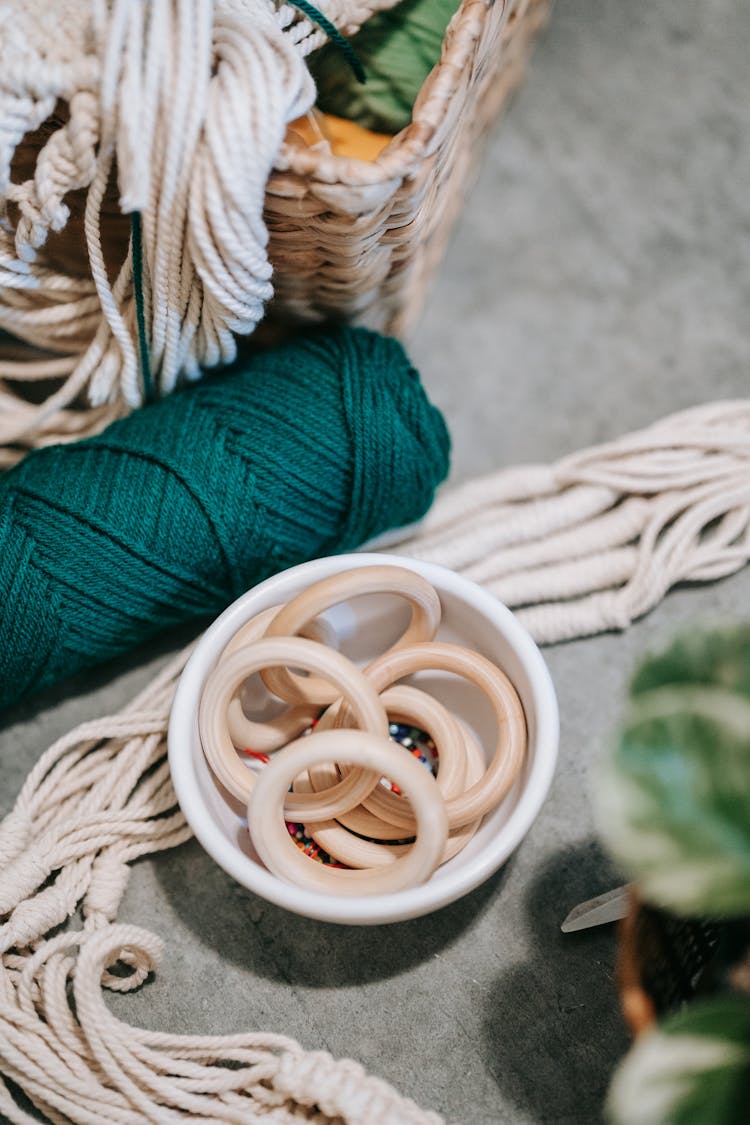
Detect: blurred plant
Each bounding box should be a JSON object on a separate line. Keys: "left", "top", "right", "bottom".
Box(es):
{"left": 596, "top": 626, "right": 750, "bottom": 1125}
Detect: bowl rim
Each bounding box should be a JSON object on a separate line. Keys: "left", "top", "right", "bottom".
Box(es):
{"left": 168, "top": 552, "right": 559, "bottom": 925}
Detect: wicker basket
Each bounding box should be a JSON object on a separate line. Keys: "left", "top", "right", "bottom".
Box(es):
{"left": 265, "top": 0, "right": 552, "bottom": 335}
{"left": 7, "top": 0, "right": 551, "bottom": 337}
{"left": 0, "top": 0, "right": 551, "bottom": 462}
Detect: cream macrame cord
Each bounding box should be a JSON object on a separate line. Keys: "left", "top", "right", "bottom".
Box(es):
{"left": 0, "top": 647, "right": 441, "bottom": 1125}
{"left": 389, "top": 399, "right": 750, "bottom": 643}
{"left": 0, "top": 0, "right": 400, "bottom": 467}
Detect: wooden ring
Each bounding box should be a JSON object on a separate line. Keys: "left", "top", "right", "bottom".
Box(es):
{"left": 334, "top": 641, "right": 527, "bottom": 828}
{"left": 306, "top": 683, "right": 467, "bottom": 844}
{"left": 300, "top": 712, "right": 485, "bottom": 868}
{"left": 220, "top": 605, "right": 330, "bottom": 754}
{"left": 198, "top": 637, "right": 388, "bottom": 815}
{"left": 247, "top": 729, "right": 448, "bottom": 895}
{"left": 336, "top": 683, "right": 467, "bottom": 832}
{"left": 259, "top": 565, "right": 442, "bottom": 706}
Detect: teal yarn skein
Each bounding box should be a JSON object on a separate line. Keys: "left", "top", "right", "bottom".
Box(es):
{"left": 310, "top": 0, "right": 459, "bottom": 134}
{"left": 0, "top": 327, "right": 450, "bottom": 710}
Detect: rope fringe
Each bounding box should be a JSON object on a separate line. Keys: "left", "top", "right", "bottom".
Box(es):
{"left": 391, "top": 399, "right": 750, "bottom": 643}
{"left": 0, "top": 643, "right": 441, "bottom": 1123}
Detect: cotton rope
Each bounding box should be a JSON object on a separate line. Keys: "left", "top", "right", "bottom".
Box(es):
{"left": 388, "top": 399, "right": 750, "bottom": 643}
{"left": 3, "top": 398, "right": 750, "bottom": 1122}
{"left": 0, "top": 648, "right": 440, "bottom": 1125}
{"left": 0, "top": 0, "right": 401, "bottom": 468}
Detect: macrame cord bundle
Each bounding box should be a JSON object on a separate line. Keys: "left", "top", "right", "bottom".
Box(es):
{"left": 0, "top": 649, "right": 441, "bottom": 1125}
{"left": 0, "top": 325, "right": 451, "bottom": 711}
{"left": 0, "top": 0, "right": 402, "bottom": 467}
{"left": 390, "top": 399, "right": 750, "bottom": 643}
{"left": 2, "top": 398, "right": 750, "bottom": 1122}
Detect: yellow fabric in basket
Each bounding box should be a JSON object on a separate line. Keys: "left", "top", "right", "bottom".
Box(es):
{"left": 287, "top": 112, "right": 392, "bottom": 162}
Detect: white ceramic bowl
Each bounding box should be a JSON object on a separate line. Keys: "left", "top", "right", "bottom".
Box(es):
{"left": 168, "top": 553, "right": 559, "bottom": 925}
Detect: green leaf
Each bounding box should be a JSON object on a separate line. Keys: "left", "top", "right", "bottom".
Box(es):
{"left": 606, "top": 995, "right": 750, "bottom": 1125}
{"left": 631, "top": 626, "right": 750, "bottom": 701}
{"left": 597, "top": 629, "right": 750, "bottom": 917}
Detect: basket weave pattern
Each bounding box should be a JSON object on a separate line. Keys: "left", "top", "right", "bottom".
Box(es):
{"left": 266, "top": 0, "right": 552, "bottom": 334}
{"left": 617, "top": 894, "right": 723, "bottom": 1037}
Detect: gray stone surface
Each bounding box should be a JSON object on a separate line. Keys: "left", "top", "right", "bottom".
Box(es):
{"left": 2, "top": 0, "right": 750, "bottom": 1121}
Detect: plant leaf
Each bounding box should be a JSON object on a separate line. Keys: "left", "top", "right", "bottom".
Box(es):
{"left": 597, "top": 629, "right": 750, "bottom": 917}
{"left": 606, "top": 994, "right": 750, "bottom": 1125}
{"left": 631, "top": 626, "right": 750, "bottom": 701}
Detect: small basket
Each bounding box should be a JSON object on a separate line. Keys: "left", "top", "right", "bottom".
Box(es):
{"left": 618, "top": 892, "right": 725, "bottom": 1036}
{"left": 265, "top": 0, "right": 553, "bottom": 335}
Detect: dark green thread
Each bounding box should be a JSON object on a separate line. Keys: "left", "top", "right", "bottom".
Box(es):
{"left": 289, "top": 0, "right": 366, "bottom": 84}
{"left": 308, "top": 0, "right": 458, "bottom": 134}
{"left": 130, "top": 212, "right": 154, "bottom": 403}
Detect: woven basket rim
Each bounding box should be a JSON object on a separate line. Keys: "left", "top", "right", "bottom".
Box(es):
{"left": 274, "top": 0, "right": 504, "bottom": 187}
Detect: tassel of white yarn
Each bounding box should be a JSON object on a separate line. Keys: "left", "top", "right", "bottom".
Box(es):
{"left": 391, "top": 399, "right": 750, "bottom": 643}
{"left": 0, "top": 0, "right": 396, "bottom": 468}
{"left": 0, "top": 647, "right": 442, "bottom": 1125}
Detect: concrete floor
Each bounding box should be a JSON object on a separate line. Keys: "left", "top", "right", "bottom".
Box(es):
{"left": 3, "top": 0, "right": 750, "bottom": 1121}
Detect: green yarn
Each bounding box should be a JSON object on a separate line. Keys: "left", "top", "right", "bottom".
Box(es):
{"left": 130, "top": 212, "right": 153, "bottom": 403}
{"left": 0, "top": 327, "right": 449, "bottom": 709}
{"left": 310, "top": 0, "right": 459, "bottom": 134}
{"left": 288, "top": 0, "right": 366, "bottom": 84}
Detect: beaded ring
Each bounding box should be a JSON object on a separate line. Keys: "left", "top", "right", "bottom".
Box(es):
{"left": 247, "top": 729, "right": 448, "bottom": 895}
{"left": 334, "top": 641, "right": 527, "bottom": 829}
{"left": 198, "top": 636, "right": 388, "bottom": 817}
{"left": 301, "top": 708, "right": 486, "bottom": 868}
{"left": 259, "top": 565, "right": 442, "bottom": 706}
{"left": 220, "top": 605, "right": 328, "bottom": 754}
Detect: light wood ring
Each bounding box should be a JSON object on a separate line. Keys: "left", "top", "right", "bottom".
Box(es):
{"left": 306, "top": 683, "right": 467, "bottom": 842}
{"left": 334, "top": 641, "right": 527, "bottom": 829}
{"left": 259, "top": 565, "right": 442, "bottom": 705}
{"left": 300, "top": 714, "right": 485, "bottom": 868}
{"left": 198, "top": 637, "right": 388, "bottom": 814}
{"left": 247, "top": 729, "right": 448, "bottom": 895}
{"left": 220, "top": 605, "right": 330, "bottom": 754}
